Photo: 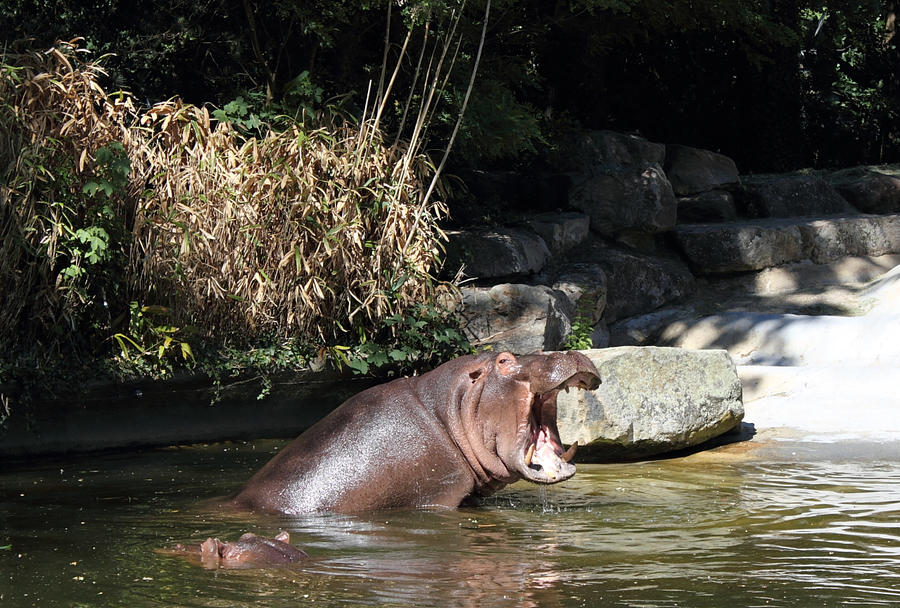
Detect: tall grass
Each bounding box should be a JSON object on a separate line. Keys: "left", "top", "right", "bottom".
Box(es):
{"left": 0, "top": 42, "right": 135, "bottom": 356}
{"left": 130, "top": 102, "right": 447, "bottom": 342}
{"left": 0, "top": 40, "right": 452, "bottom": 359}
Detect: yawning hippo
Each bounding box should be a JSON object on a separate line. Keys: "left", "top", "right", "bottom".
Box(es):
{"left": 232, "top": 351, "right": 601, "bottom": 514}
{"left": 167, "top": 531, "right": 308, "bottom": 569}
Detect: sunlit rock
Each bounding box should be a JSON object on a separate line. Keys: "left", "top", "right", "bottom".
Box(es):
{"left": 674, "top": 215, "right": 900, "bottom": 274}
{"left": 557, "top": 347, "right": 743, "bottom": 460}
{"left": 458, "top": 284, "right": 573, "bottom": 353}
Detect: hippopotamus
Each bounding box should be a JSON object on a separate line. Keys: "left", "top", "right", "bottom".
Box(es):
{"left": 232, "top": 351, "right": 601, "bottom": 514}
{"left": 167, "top": 531, "right": 308, "bottom": 569}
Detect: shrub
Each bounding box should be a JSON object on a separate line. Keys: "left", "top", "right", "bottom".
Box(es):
{"left": 0, "top": 42, "right": 456, "bottom": 363}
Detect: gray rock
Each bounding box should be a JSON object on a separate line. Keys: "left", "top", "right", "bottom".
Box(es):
{"left": 828, "top": 166, "right": 900, "bottom": 214}
{"left": 608, "top": 307, "right": 695, "bottom": 347}
{"left": 526, "top": 212, "right": 590, "bottom": 255}
{"left": 567, "top": 130, "right": 666, "bottom": 172}
{"left": 551, "top": 262, "right": 609, "bottom": 323}
{"left": 458, "top": 284, "right": 573, "bottom": 353}
{"left": 590, "top": 321, "right": 611, "bottom": 348}
{"left": 565, "top": 238, "right": 695, "bottom": 322}
{"left": 569, "top": 164, "right": 677, "bottom": 234}
{"left": 664, "top": 145, "right": 740, "bottom": 195}
{"left": 557, "top": 347, "right": 744, "bottom": 460}
{"left": 677, "top": 190, "right": 738, "bottom": 223}
{"left": 674, "top": 215, "right": 900, "bottom": 274}
{"left": 443, "top": 228, "right": 550, "bottom": 280}
{"left": 737, "top": 174, "right": 854, "bottom": 218}
{"left": 674, "top": 219, "right": 805, "bottom": 273}
{"left": 800, "top": 214, "right": 900, "bottom": 262}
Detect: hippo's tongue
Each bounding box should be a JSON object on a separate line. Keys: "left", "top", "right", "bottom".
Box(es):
{"left": 525, "top": 428, "right": 576, "bottom": 480}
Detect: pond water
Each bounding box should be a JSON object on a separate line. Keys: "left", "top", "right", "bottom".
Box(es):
{"left": 2, "top": 439, "right": 899, "bottom": 607}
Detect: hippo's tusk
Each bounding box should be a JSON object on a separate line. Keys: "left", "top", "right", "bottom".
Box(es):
{"left": 560, "top": 441, "right": 578, "bottom": 463}
{"left": 524, "top": 443, "right": 535, "bottom": 466}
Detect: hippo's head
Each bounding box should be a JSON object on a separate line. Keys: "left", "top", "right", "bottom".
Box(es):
{"left": 458, "top": 351, "right": 601, "bottom": 488}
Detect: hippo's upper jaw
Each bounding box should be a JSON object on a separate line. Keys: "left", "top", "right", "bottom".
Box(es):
{"left": 514, "top": 353, "right": 601, "bottom": 484}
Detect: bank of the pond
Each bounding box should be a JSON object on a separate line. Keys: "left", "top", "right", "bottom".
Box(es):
{"left": 0, "top": 370, "right": 378, "bottom": 459}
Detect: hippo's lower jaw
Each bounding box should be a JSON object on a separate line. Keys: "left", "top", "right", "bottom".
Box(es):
{"left": 516, "top": 382, "right": 585, "bottom": 484}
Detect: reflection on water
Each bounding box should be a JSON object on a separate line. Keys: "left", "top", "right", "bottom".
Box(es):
{"left": 1, "top": 440, "right": 899, "bottom": 607}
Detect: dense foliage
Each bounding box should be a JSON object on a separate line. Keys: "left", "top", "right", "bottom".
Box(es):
{"left": 0, "top": 42, "right": 467, "bottom": 400}
{"left": 0, "top": 0, "right": 897, "bottom": 421}
{"left": 2, "top": 0, "right": 896, "bottom": 171}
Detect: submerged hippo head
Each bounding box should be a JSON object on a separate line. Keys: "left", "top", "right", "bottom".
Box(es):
{"left": 167, "top": 531, "right": 308, "bottom": 569}
{"left": 232, "top": 351, "right": 601, "bottom": 514}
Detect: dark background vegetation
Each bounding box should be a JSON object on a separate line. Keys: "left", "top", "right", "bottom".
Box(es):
{"left": 2, "top": 0, "right": 897, "bottom": 173}
{"left": 0, "top": 0, "right": 898, "bottom": 408}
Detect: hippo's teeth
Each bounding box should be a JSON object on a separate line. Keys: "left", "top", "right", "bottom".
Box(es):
{"left": 524, "top": 443, "right": 535, "bottom": 466}
{"left": 560, "top": 441, "right": 578, "bottom": 463}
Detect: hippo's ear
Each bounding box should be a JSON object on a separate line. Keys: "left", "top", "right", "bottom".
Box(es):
{"left": 494, "top": 352, "right": 519, "bottom": 376}
{"left": 275, "top": 531, "right": 290, "bottom": 543}
{"left": 200, "top": 538, "right": 221, "bottom": 558}
{"left": 468, "top": 359, "right": 492, "bottom": 382}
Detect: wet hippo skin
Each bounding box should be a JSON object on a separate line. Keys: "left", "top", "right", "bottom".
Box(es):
{"left": 168, "top": 531, "right": 308, "bottom": 569}
{"left": 232, "top": 351, "right": 601, "bottom": 514}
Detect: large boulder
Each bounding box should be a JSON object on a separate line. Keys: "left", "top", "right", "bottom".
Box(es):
{"left": 676, "top": 190, "right": 738, "bottom": 224}
{"left": 458, "top": 284, "right": 573, "bottom": 353}
{"left": 551, "top": 263, "right": 608, "bottom": 324}
{"left": 443, "top": 228, "right": 550, "bottom": 280}
{"left": 567, "top": 130, "right": 666, "bottom": 171}
{"left": 664, "top": 144, "right": 740, "bottom": 195}
{"left": 674, "top": 219, "right": 806, "bottom": 273}
{"left": 802, "top": 214, "right": 900, "bottom": 263}
{"left": 563, "top": 238, "right": 695, "bottom": 322}
{"left": 569, "top": 165, "right": 677, "bottom": 234}
{"left": 828, "top": 166, "right": 900, "bottom": 214}
{"left": 557, "top": 347, "right": 744, "bottom": 460}
{"left": 737, "top": 174, "right": 854, "bottom": 218}
{"left": 565, "top": 131, "right": 676, "bottom": 235}
{"left": 526, "top": 212, "right": 590, "bottom": 255}
{"left": 674, "top": 215, "right": 900, "bottom": 274}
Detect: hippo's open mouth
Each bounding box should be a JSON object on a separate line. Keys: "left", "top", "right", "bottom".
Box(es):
{"left": 518, "top": 371, "right": 598, "bottom": 484}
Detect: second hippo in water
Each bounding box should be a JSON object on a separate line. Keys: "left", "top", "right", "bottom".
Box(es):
{"left": 168, "top": 531, "right": 308, "bottom": 569}
{"left": 232, "top": 350, "right": 601, "bottom": 514}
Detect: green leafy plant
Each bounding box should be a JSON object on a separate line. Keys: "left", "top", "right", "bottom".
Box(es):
{"left": 565, "top": 316, "right": 595, "bottom": 351}
{"left": 281, "top": 70, "right": 324, "bottom": 117}
{"left": 112, "top": 303, "right": 195, "bottom": 376}
{"left": 334, "top": 303, "right": 472, "bottom": 376}
{"left": 211, "top": 96, "right": 263, "bottom": 132}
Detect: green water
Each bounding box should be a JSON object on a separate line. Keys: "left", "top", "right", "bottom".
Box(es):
{"left": 2, "top": 440, "right": 899, "bottom": 607}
